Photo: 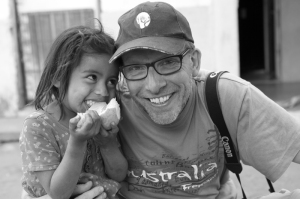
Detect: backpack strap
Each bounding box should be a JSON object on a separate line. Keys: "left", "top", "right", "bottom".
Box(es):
{"left": 204, "top": 71, "right": 275, "bottom": 198}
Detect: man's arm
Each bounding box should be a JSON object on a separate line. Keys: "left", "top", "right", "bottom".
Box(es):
{"left": 96, "top": 124, "right": 128, "bottom": 182}
{"left": 216, "top": 72, "right": 300, "bottom": 182}
{"left": 258, "top": 189, "right": 300, "bottom": 199}
{"left": 35, "top": 138, "right": 87, "bottom": 199}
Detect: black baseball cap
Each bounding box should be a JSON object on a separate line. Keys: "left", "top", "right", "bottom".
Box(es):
{"left": 109, "top": 1, "right": 194, "bottom": 63}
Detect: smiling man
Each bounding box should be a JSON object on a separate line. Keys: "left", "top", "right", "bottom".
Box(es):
{"left": 22, "top": 1, "right": 300, "bottom": 199}
{"left": 109, "top": 1, "right": 300, "bottom": 199}
{"left": 120, "top": 48, "right": 194, "bottom": 125}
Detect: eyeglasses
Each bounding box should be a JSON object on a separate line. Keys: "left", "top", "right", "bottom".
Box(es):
{"left": 120, "top": 49, "right": 190, "bottom": 81}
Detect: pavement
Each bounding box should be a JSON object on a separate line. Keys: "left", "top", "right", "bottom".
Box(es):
{"left": 0, "top": 105, "right": 34, "bottom": 143}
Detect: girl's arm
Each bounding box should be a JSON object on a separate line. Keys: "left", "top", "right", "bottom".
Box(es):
{"left": 96, "top": 124, "right": 128, "bottom": 182}
{"left": 21, "top": 181, "right": 107, "bottom": 199}
{"left": 35, "top": 138, "right": 87, "bottom": 199}
{"left": 36, "top": 111, "right": 102, "bottom": 199}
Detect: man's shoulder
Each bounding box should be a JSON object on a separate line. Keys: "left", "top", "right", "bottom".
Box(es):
{"left": 198, "top": 69, "right": 251, "bottom": 108}
{"left": 199, "top": 69, "right": 250, "bottom": 87}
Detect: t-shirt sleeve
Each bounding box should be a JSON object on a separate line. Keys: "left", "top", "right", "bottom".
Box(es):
{"left": 19, "top": 117, "right": 61, "bottom": 172}
{"left": 219, "top": 74, "right": 300, "bottom": 182}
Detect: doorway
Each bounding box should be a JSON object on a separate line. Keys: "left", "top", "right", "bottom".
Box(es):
{"left": 238, "top": 0, "right": 275, "bottom": 82}
{"left": 20, "top": 9, "right": 95, "bottom": 101}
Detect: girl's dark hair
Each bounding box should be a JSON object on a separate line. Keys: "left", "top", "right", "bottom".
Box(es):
{"left": 33, "top": 23, "right": 116, "bottom": 117}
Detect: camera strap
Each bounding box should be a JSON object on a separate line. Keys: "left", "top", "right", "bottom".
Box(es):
{"left": 205, "top": 71, "right": 275, "bottom": 199}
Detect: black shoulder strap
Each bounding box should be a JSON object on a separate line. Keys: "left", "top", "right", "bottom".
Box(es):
{"left": 205, "top": 71, "right": 275, "bottom": 198}
{"left": 205, "top": 71, "right": 243, "bottom": 173}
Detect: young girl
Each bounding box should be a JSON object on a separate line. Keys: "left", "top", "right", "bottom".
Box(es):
{"left": 19, "top": 24, "right": 128, "bottom": 199}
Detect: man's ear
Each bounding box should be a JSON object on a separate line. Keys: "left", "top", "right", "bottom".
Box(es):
{"left": 190, "top": 48, "right": 201, "bottom": 77}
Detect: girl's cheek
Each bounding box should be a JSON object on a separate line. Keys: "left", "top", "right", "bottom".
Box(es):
{"left": 109, "top": 88, "right": 117, "bottom": 99}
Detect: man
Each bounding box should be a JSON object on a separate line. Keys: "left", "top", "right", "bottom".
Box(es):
{"left": 109, "top": 1, "right": 300, "bottom": 199}
{"left": 24, "top": 1, "right": 300, "bottom": 199}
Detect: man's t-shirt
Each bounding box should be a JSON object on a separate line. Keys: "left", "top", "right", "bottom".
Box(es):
{"left": 118, "top": 71, "right": 300, "bottom": 199}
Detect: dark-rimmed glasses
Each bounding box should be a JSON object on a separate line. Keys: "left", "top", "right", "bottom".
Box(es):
{"left": 120, "top": 49, "right": 190, "bottom": 81}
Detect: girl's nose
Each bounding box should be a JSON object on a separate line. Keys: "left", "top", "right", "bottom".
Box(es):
{"left": 94, "top": 82, "right": 108, "bottom": 97}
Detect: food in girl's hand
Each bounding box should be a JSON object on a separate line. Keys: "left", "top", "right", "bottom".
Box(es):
{"left": 78, "top": 98, "right": 120, "bottom": 129}
{"left": 90, "top": 98, "right": 121, "bottom": 129}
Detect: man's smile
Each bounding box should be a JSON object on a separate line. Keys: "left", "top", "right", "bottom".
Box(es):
{"left": 149, "top": 94, "right": 172, "bottom": 105}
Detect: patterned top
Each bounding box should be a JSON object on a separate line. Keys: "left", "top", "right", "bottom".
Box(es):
{"left": 19, "top": 110, "right": 106, "bottom": 197}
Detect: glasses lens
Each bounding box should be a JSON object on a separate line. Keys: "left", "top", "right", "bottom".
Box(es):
{"left": 123, "top": 65, "right": 147, "bottom": 80}
{"left": 155, "top": 56, "right": 181, "bottom": 74}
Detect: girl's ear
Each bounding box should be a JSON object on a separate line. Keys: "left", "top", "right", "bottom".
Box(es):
{"left": 190, "top": 48, "right": 201, "bottom": 77}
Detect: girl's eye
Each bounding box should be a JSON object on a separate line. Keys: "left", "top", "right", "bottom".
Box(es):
{"left": 87, "top": 75, "right": 97, "bottom": 81}
{"left": 108, "top": 78, "right": 118, "bottom": 87}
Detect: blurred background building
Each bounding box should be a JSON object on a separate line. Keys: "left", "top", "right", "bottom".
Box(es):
{"left": 0, "top": 0, "right": 300, "bottom": 116}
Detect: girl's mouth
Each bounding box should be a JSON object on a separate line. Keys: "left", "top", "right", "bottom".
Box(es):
{"left": 86, "top": 100, "right": 96, "bottom": 108}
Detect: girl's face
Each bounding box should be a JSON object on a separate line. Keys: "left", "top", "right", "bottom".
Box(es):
{"left": 62, "top": 53, "right": 119, "bottom": 119}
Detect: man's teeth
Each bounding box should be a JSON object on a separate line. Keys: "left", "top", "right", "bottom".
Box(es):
{"left": 150, "top": 95, "right": 170, "bottom": 104}
{"left": 86, "top": 100, "right": 96, "bottom": 107}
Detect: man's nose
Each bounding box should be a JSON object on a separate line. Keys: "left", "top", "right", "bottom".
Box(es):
{"left": 144, "top": 67, "right": 166, "bottom": 94}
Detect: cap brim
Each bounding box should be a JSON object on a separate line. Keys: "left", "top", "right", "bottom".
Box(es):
{"left": 109, "top": 37, "right": 186, "bottom": 63}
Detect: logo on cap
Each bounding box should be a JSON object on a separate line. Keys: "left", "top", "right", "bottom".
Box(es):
{"left": 136, "top": 12, "right": 150, "bottom": 29}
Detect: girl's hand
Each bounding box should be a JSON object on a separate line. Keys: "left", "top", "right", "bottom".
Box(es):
{"left": 78, "top": 173, "right": 121, "bottom": 199}
{"left": 72, "top": 181, "right": 107, "bottom": 199}
{"left": 69, "top": 110, "right": 102, "bottom": 143}
{"left": 93, "top": 123, "right": 119, "bottom": 147}
{"left": 74, "top": 186, "right": 107, "bottom": 199}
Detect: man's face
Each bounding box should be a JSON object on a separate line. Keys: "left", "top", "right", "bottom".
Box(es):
{"left": 121, "top": 49, "right": 195, "bottom": 125}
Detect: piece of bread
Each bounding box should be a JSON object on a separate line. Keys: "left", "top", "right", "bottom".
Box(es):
{"left": 88, "top": 98, "right": 121, "bottom": 129}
